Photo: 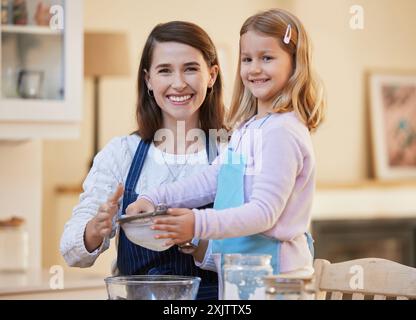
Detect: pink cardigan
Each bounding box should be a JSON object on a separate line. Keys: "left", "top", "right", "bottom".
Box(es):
{"left": 140, "top": 112, "right": 315, "bottom": 273}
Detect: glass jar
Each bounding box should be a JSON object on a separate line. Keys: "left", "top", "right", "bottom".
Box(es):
{"left": 222, "top": 254, "right": 273, "bottom": 300}
{"left": 0, "top": 225, "right": 29, "bottom": 272}
{"left": 263, "top": 276, "right": 316, "bottom": 300}
{"left": 1, "top": 0, "right": 9, "bottom": 24}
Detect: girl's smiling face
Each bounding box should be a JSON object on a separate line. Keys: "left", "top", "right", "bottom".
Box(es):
{"left": 240, "top": 30, "right": 294, "bottom": 111}
{"left": 145, "top": 41, "right": 218, "bottom": 126}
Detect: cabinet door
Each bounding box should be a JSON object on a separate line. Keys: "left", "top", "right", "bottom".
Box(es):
{"left": 0, "top": 0, "right": 82, "bottom": 138}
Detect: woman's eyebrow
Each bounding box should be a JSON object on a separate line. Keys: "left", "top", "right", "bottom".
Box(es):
{"left": 155, "top": 62, "right": 200, "bottom": 69}
{"left": 155, "top": 63, "right": 171, "bottom": 69}
{"left": 183, "top": 61, "right": 200, "bottom": 67}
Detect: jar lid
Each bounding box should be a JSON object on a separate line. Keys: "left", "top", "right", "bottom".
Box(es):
{"left": 224, "top": 253, "right": 272, "bottom": 266}
{"left": 264, "top": 276, "right": 303, "bottom": 288}
{"left": 263, "top": 275, "right": 317, "bottom": 295}
{"left": 265, "top": 280, "right": 304, "bottom": 296}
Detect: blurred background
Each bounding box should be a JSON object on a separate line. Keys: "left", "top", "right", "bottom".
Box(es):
{"left": 0, "top": 0, "right": 415, "bottom": 298}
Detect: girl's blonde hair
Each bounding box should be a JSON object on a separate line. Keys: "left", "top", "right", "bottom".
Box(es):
{"left": 228, "top": 9, "right": 326, "bottom": 131}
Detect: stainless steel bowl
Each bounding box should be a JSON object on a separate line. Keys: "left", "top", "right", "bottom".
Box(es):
{"left": 104, "top": 275, "right": 201, "bottom": 300}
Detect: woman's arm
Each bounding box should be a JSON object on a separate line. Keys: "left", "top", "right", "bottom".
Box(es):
{"left": 84, "top": 184, "right": 124, "bottom": 252}
{"left": 193, "top": 240, "right": 217, "bottom": 273}
{"left": 60, "top": 137, "right": 127, "bottom": 267}
{"left": 192, "top": 239, "right": 209, "bottom": 263}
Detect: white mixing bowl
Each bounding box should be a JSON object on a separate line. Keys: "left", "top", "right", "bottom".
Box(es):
{"left": 119, "top": 214, "right": 173, "bottom": 251}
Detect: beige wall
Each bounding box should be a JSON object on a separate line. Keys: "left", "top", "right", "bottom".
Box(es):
{"left": 291, "top": 0, "right": 416, "bottom": 182}
{"left": 41, "top": 0, "right": 416, "bottom": 270}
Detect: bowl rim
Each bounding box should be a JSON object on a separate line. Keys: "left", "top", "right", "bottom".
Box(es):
{"left": 120, "top": 215, "right": 170, "bottom": 227}
{"left": 104, "top": 275, "right": 201, "bottom": 285}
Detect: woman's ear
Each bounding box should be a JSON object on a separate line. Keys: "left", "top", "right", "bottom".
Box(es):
{"left": 144, "top": 69, "right": 151, "bottom": 90}
{"left": 208, "top": 65, "right": 219, "bottom": 88}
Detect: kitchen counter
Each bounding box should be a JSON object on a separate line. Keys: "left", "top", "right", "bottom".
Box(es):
{"left": 57, "top": 180, "right": 416, "bottom": 221}
{"left": 0, "top": 269, "right": 107, "bottom": 300}
{"left": 312, "top": 180, "right": 416, "bottom": 220}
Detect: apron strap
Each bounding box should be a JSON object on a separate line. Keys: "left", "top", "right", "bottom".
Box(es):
{"left": 116, "top": 135, "right": 219, "bottom": 299}
{"left": 305, "top": 232, "right": 315, "bottom": 258}
{"left": 124, "top": 137, "right": 151, "bottom": 193}
{"left": 206, "top": 133, "right": 218, "bottom": 165}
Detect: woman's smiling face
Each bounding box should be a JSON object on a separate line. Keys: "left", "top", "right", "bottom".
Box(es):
{"left": 145, "top": 41, "right": 218, "bottom": 126}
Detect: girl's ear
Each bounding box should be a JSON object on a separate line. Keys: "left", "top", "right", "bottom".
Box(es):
{"left": 144, "top": 69, "right": 151, "bottom": 90}
{"left": 208, "top": 65, "right": 219, "bottom": 88}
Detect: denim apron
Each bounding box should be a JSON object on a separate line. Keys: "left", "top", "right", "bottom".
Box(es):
{"left": 211, "top": 114, "right": 314, "bottom": 279}
{"left": 117, "top": 136, "right": 218, "bottom": 300}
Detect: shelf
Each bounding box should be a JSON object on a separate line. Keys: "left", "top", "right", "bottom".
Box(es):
{"left": 317, "top": 179, "right": 416, "bottom": 190}
{"left": 0, "top": 96, "right": 63, "bottom": 103}
{"left": 1, "top": 25, "right": 63, "bottom": 35}
{"left": 312, "top": 184, "right": 416, "bottom": 221}
{"left": 55, "top": 184, "right": 83, "bottom": 194}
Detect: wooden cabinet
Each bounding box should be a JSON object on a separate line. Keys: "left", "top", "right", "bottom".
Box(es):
{"left": 0, "top": 0, "right": 83, "bottom": 140}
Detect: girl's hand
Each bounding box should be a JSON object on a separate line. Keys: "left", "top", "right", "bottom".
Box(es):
{"left": 85, "top": 184, "right": 124, "bottom": 252}
{"left": 125, "top": 198, "right": 155, "bottom": 216}
{"left": 151, "top": 208, "right": 195, "bottom": 246}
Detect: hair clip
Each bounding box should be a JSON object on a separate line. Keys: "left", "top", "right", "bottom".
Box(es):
{"left": 283, "top": 24, "right": 292, "bottom": 44}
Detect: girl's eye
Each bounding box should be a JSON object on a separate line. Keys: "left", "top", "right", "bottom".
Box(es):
{"left": 241, "top": 57, "right": 251, "bottom": 63}
{"left": 263, "top": 56, "right": 273, "bottom": 62}
{"left": 185, "top": 67, "right": 198, "bottom": 72}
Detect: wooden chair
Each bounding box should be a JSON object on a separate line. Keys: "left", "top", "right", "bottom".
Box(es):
{"left": 313, "top": 258, "right": 416, "bottom": 300}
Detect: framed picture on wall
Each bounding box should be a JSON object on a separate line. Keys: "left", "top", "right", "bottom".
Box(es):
{"left": 369, "top": 72, "right": 416, "bottom": 180}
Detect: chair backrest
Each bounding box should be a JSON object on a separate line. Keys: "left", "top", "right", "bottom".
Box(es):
{"left": 313, "top": 258, "right": 416, "bottom": 300}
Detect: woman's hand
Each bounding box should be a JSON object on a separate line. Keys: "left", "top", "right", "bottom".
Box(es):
{"left": 151, "top": 208, "right": 195, "bottom": 246}
{"left": 125, "top": 198, "right": 155, "bottom": 216}
{"left": 85, "top": 184, "right": 124, "bottom": 252}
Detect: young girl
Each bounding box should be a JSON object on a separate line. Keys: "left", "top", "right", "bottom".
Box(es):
{"left": 60, "top": 21, "right": 227, "bottom": 300}
{"left": 127, "top": 8, "right": 325, "bottom": 293}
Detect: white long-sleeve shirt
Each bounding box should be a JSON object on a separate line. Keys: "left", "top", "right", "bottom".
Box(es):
{"left": 59, "top": 134, "right": 210, "bottom": 268}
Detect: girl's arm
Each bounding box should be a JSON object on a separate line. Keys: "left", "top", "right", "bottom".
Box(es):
{"left": 132, "top": 155, "right": 222, "bottom": 211}
{"left": 152, "top": 126, "right": 305, "bottom": 243}
{"left": 193, "top": 126, "right": 303, "bottom": 239}
{"left": 60, "top": 137, "right": 126, "bottom": 267}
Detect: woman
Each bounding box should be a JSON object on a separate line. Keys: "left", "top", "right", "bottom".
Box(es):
{"left": 60, "top": 21, "right": 226, "bottom": 300}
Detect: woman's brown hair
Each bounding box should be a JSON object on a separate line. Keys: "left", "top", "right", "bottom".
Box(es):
{"left": 135, "top": 21, "right": 226, "bottom": 141}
